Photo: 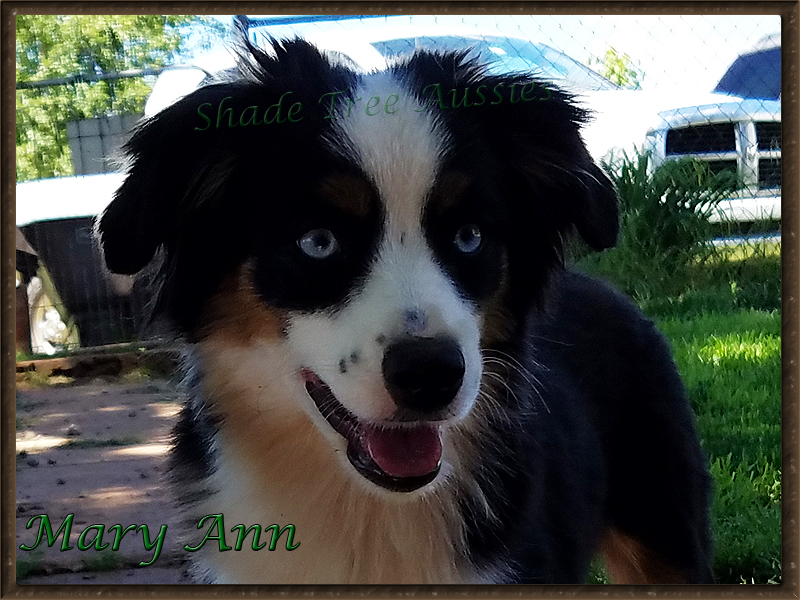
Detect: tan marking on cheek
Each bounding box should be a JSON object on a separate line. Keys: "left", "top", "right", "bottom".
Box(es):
{"left": 479, "top": 251, "right": 514, "bottom": 345}
{"left": 198, "top": 264, "right": 287, "bottom": 345}
{"left": 318, "top": 173, "right": 376, "bottom": 219}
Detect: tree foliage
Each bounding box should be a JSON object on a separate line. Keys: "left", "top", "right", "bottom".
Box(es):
{"left": 589, "top": 47, "right": 643, "bottom": 89}
{"left": 16, "top": 15, "right": 222, "bottom": 181}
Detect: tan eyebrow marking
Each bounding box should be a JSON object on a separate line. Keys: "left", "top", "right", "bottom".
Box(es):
{"left": 318, "top": 174, "right": 376, "bottom": 219}
{"left": 428, "top": 171, "right": 472, "bottom": 215}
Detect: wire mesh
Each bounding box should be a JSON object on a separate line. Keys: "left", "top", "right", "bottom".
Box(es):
{"left": 15, "top": 13, "right": 782, "bottom": 356}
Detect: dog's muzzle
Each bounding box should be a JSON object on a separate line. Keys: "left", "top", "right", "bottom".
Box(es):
{"left": 302, "top": 336, "right": 466, "bottom": 493}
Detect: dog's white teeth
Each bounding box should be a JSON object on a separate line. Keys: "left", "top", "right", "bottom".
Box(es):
{"left": 362, "top": 424, "right": 442, "bottom": 478}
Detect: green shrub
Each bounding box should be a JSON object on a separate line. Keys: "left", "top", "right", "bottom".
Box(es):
{"left": 580, "top": 150, "right": 740, "bottom": 298}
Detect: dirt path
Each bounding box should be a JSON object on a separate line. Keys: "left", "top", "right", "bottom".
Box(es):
{"left": 16, "top": 378, "right": 193, "bottom": 584}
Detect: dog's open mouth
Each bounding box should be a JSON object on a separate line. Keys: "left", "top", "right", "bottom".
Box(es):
{"left": 301, "top": 369, "right": 442, "bottom": 492}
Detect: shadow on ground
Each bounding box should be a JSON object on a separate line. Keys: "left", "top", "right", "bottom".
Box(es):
{"left": 16, "top": 378, "right": 193, "bottom": 584}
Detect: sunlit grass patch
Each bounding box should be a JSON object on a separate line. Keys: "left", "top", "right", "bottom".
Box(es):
{"left": 657, "top": 309, "right": 780, "bottom": 584}
{"left": 708, "top": 238, "right": 781, "bottom": 262}
{"left": 696, "top": 332, "right": 779, "bottom": 366}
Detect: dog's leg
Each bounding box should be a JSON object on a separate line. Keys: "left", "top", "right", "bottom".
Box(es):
{"left": 595, "top": 390, "right": 715, "bottom": 586}
{"left": 600, "top": 526, "right": 693, "bottom": 584}
{"left": 539, "top": 275, "right": 715, "bottom": 584}
{"left": 595, "top": 376, "right": 716, "bottom": 585}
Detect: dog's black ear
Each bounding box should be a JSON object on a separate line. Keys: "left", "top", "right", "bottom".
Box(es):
{"left": 97, "top": 149, "right": 168, "bottom": 275}
{"left": 491, "top": 80, "right": 619, "bottom": 251}
{"left": 97, "top": 83, "right": 243, "bottom": 275}
{"left": 99, "top": 37, "right": 357, "bottom": 276}
{"left": 556, "top": 160, "right": 619, "bottom": 251}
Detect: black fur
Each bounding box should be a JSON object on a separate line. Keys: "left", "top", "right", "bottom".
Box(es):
{"left": 97, "top": 35, "right": 713, "bottom": 584}
{"left": 537, "top": 272, "right": 714, "bottom": 582}
{"left": 462, "top": 270, "right": 713, "bottom": 582}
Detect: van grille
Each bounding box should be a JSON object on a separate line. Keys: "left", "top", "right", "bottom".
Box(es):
{"left": 759, "top": 158, "right": 781, "bottom": 189}
{"left": 666, "top": 123, "right": 736, "bottom": 154}
{"left": 707, "top": 160, "right": 738, "bottom": 176}
{"left": 756, "top": 122, "right": 781, "bottom": 151}
{"left": 662, "top": 118, "right": 780, "bottom": 195}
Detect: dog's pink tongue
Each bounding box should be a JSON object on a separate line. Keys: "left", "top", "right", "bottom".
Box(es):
{"left": 364, "top": 425, "right": 442, "bottom": 479}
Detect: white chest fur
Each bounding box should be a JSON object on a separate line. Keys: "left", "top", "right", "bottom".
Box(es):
{"left": 187, "top": 421, "right": 474, "bottom": 584}
{"left": 186, "top": 340, "right": 483, "bottom": 584}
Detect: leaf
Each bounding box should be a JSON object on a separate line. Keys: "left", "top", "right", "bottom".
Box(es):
{"left": 16, "top": 15, "right": 224, "bottom": 181}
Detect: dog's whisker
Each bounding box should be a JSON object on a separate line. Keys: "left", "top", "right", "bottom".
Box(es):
{"left": 484, "top": 348, "right": 546, "bottom": 380}
{"left": 482, "top": 353, "right": 551, "bottom": 415}
{"left": 475, "top": 389, "right": 518, "bottom": 426}
{"left": 481, "top": 372, "right": 541, "bottom": 418}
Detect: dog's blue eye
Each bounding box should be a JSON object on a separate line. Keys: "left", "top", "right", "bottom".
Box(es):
{"left": 454, "top": 225, "right": 482, "bottom": 254}
{"left": 298, "top": 229, "right": 340, "bottom": 259}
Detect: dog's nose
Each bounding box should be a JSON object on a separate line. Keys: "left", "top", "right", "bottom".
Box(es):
{"left": 382, "top": 337, "right": 465, "bottom": 414}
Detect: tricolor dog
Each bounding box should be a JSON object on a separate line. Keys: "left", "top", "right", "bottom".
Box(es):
{"left": 98, "top": 33, "right": 714, "bottom": 584}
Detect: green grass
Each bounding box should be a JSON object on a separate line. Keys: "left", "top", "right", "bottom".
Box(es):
{"left": 588, "top": 559, "right": 610, "bottom": 584}
{"left": 80, "top": 549, "right": 125, "bottom": 572}
{"left": 658, "top": 310, "right": 781, "bottom": 584}
{"left": 59, "top": 437, "right": 142, "bottom": 450}
{"left": 581, "top": 234, "right": 781, "bottom": 584}
{"left": 15, "top": 369, "right": 53, "bottom": 388}
{"left": 16, "top": 551, "right": 46, "bottom": 580}
{"left": 638, "top": 245, "right": 781, "bottom": 319}
{"left": 16, "top": 549, "right": 126, "bottom": 581}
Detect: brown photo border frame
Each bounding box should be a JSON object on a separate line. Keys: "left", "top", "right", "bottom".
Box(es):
{"left": 2, "top": 2, "right": 797, "bottom": 597}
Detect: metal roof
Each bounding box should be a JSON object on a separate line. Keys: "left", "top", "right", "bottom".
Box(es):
{"left": 16, "top": 172, "right": 125, "bottom": 226}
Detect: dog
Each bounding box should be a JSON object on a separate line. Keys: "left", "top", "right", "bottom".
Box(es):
{"left": 97, "top": 33, "right": 714, "bottom": 584}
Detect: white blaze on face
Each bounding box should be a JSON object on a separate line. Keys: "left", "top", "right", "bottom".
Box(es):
{"left": 331, "top": 72, "right": 449, "bottom": 230}
{"left": 287, "top": 72, "right": 482, "bottom": 424}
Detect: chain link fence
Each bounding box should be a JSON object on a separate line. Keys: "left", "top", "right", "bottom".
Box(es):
{"left": 15, "top": 13, "right": 782, "bottom": 356}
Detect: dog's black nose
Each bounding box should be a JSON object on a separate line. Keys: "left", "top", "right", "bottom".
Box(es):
{"left": 382, "top": 337, "right": 465, "bottom": 414}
